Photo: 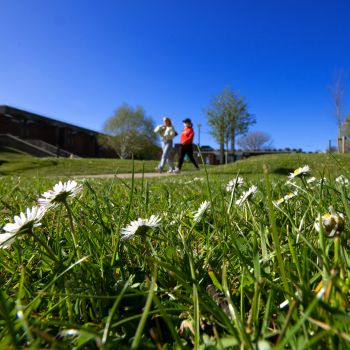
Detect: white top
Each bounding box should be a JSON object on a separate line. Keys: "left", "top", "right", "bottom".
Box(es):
{"left": 154, "top": 125, "right": 176, "bottom": 141}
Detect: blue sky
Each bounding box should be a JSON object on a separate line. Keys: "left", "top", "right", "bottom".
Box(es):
{"left": 1, "top": 0, "right": 350, "bottom": 152}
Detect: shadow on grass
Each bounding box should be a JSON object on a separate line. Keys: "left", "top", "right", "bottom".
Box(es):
{"left": 271, "top": 167, "right": 294, "bottom": 175}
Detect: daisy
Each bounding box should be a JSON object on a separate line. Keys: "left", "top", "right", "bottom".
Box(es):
{"left": 235, "top": 185, "right": 258, "bottom": 206}
{"left": 288, "top": 165, "right": 310, "bottom": 180}
{"left": 335, "top": 175, "right": 349, "bottom": 185}
{"left": 1, "top": 206, "right": 46, "bottom": 248}
{"left": 3, "top": 206, "right": 45, "bottom": 235}
{"left": 226, "top": 177, "right": 244, "bottom": 192}
{"left": 193, "top": 200, "right": 210, "bottom": 223}
{"left": 319, "top": 177, "right": 327, "bottom": 184}
{"left": 169, "top": 211, "right": 186, "bottom": 226}
{"left": 314, "top": 207, "right": 344, "bottom": 238}
{"left": 184, "top": 177, "right": 204, "bottom": 184}
{"left": 0, "top": 233, "right": 17, "bottom": 249}
{"left": 275, "top": 191, "right": 297, "bottom": 205}
{"left": 38, "top": 180, "right": 82, "bottom": 209}
{"left": 307, "top": 177, "right": 317, "bottom": 184}
{"left": 120, "top": 215, "right": 161, "bottom": 241}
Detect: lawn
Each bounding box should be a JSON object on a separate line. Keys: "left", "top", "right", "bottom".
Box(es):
{"left": 1, "top": 147, "right": 350, "bottom": 178}
{"left": 0, "top": 147, "right": 159, "bottom": 176}
{"left": 1, "top": 152, "right": 350, "bottom": 348}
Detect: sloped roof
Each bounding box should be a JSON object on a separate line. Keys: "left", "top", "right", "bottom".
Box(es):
{"left": 0, "top": 105, "right": 99, "bottom": 135}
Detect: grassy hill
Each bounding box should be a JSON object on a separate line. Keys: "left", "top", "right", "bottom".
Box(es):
{"left": 1, "top": 147, "right": 350, "bottom": 178}
{"left": 0, "top": 147, "right": 159, "bottom": 176}
{"left": 209, "top": 152, "right": 350, "bottom": 179}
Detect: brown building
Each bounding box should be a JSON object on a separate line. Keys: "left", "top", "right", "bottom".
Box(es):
{"left": 0, "top": 105, "right": 115, "bottom": 157}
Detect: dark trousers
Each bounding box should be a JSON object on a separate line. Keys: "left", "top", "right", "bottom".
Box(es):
{"left": 178, "top": 144, "right": 199, "bottom": 170}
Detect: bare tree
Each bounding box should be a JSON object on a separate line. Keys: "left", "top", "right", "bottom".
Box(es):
{"left": 330, "top": 70, "right": 345, "bottom": 127}
{"left": 237, "top": 131, "right": 272, "bottom": 151}
{"left": 329, "top": 70, "right": 349, "bottom": 152}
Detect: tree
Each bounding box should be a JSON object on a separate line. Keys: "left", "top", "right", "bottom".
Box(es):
{"left": 237, "top": 131, "right": 273, "bottom": 151}
{"left": 329, "top": 70, "right": 348, "bottom": 152}
{"left": 330, "top": 71, "right": 345, "bottom": 128}
{"left": 99, "top": 104, "right": 160, "bottom": 159}
{"left": 205, "top": 87, "right": 255, "bottom": 163}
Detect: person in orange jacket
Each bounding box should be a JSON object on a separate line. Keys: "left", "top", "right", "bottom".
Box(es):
{"left": 174, "top": 118, "right": 199, "bottom": 173}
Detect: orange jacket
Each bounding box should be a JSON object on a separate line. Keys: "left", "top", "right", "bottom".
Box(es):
{"left": 180, "top": 126, "right": 194, "bottom": 145}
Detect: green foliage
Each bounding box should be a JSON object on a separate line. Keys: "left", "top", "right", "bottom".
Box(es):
{"left": 206, "top": 87, "right": 255, "bottom": 160}
{"left": 100, "top": 104, "right": 160, "bottom": 159}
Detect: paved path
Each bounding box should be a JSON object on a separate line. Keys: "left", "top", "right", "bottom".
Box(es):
{"left": 75, "top": 172, "right": 177, "bottom": 179}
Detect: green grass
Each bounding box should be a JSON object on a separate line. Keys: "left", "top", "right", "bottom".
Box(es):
{"left": 1, "top": 157, "right": 350, "bottom": 349}
{"left": 2, "top": 148, "right": 350, "bottom": 178}
{"left": 0, "top": 147, "right": 159, "bottom": 176}
{"left": 209, "top": 152, "right": 350, "bottom": 178}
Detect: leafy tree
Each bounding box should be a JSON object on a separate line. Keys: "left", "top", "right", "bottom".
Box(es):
{"left": 237, "top": 131, "right": 272, "bottom": 151}
{"left": 205, "top": 87, "right": 255, "bottom": 162}
{"left": 99, "top": 104, "right": 160, "bottom": 159}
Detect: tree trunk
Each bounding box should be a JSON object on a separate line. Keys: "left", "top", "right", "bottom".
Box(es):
{"left": 219, "top": 143, "right": 225, "bottom": 164}
{"left": 230, "top": 132, "right": 235, "bottom": 162}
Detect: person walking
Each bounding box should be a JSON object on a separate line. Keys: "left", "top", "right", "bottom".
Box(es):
{"left": 154, "top": 117, "right": 176, "bottom": 173}
{"left": 174, "top": 118, "right": 199, "bottom": 173}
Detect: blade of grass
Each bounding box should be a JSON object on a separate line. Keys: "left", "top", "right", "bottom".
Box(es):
{"left": 131, "top": 264, "right": 158, "bottom": 350}
{"left": 101, "top": 276, "right": 132, "bottom": 347}
{"left": 263, "top": 164, "right": 290, "bottom": 296}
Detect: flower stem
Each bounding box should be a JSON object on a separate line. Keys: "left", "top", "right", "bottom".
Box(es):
{"left": 27, "top": 230, "right": 60, "bottom": 264}
{"left": 334, "top": 236, "right": 340, "bottom": 267}
{"left": 63, "top": 200, "right": 81, "bottom": 259}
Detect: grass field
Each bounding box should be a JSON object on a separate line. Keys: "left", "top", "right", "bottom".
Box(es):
{"left": 2, "top": 147, "right": 350, "bottom": 178}
{"left": 1, "top": 152, "right": 350, "bottom": 349}
{"left": 0, "top": 148, "right": 159, "bottom": 176}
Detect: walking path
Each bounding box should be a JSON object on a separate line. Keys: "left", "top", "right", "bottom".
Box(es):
{"left": 75, "top": 172, "right": 177, "bottom": 179}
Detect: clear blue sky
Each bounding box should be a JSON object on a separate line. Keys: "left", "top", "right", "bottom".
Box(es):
{"left": 1, "top": 0, "right": 350, "bottom": 152}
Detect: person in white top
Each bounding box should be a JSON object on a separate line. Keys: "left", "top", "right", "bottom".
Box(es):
{"left": 154, "top": 117, "right": 177, "bottom": 173}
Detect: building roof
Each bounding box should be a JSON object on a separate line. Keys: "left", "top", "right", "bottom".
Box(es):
{"left": 0, "top": 105, "right": 99, "bottom": 135}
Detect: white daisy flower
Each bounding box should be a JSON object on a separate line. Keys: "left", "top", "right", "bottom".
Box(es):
{"left": 314, "top": 207, "right": 344, "bottom": 238}
{"left": 307, "top": 177, "right": 317, "bottom": 184}
{"left": 169, "top": 211, "right": 186, "bottom": 225}
{"left": 184, "top": 177, "right": 204, "bottom": 184}
{"left": 318, "top": 177, "right": 327, "bottom": 185}
{"left": 1, "top": 206, "right": 46, "bottom": 248}
{"left": 3, "top": 206, "right": 45, "bottom": 235}
{"left": 193, "top": 200, "right": 210, "bottom": 223}
{"left": 120, "top": 215, "right": 161, "bottom": 241}
{"left": 38, "top": 180, "right": 82, "bottom": 209}
{"left": 226, "top": 177, "right": 244, "bottom": 192}
{"left": 288, "top": 165, "right": 310, "bottom": 180}
{"left": 0, "top": 233, "right": 17, "bottom": 249}
{"left": 275, "top": 191, "right": 297, "bottom": 205}
{"left": 335, "top": 175, "right": 349, "bottom": 185}
{"left": 235, "top": 185, "right": 258, "bottom": 206}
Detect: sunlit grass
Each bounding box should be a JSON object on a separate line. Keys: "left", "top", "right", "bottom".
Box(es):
{"left": 1, "top": 161, "right": 350, "bottom": 348}
{"left": 3, "top": 149, "right": 350, "bottom": 178}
